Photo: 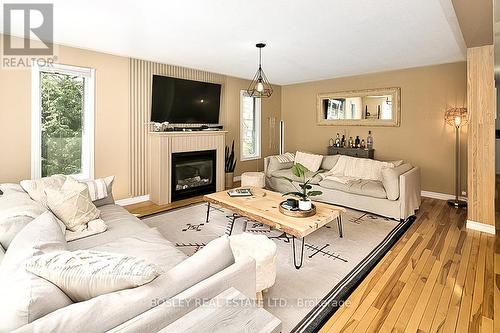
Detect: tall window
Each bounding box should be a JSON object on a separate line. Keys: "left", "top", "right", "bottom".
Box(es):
{"left": 32, "top": 64, "right": 95, "bottom": 179}
{"left": 240, "top": 90, "right": 261, "bottom": 160}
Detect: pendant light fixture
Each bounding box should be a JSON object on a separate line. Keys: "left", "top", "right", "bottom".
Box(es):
{"left": 246, "top": 43, "right": 273, "bottom": 98}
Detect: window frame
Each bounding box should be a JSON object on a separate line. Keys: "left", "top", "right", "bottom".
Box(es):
{"left": 239, "top": 90, "right": 261, "bottom": 161}
{"left": 31, "top": 63, "right": 95, "bottom": 180}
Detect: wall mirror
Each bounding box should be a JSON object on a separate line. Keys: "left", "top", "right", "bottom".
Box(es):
{"left": 317, "top": 87, "right": 401, "bottom": 127}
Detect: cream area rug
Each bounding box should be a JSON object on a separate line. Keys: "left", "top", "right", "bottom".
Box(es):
{"left": 142, "top": 202, "right": 414, "bottom": 333}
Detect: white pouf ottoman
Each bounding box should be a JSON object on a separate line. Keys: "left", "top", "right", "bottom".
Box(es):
{"left": 241, "top": 172, "right": 265, "bottom": 188}
{"left": 229, "top": 233, "right": 277, "bottom": 301}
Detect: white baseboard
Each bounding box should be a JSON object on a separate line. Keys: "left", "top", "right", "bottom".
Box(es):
{"left": 421, "top": 191, "right": 467, "bottom": 202}
{"left": 115, "top": 195, "right": 150, "bottom": 206}
{"left": 233, "top": 176, "right": 241, "bottom": 182}
{"left": 466, "top": 220, "right": 496, "bottom": 235}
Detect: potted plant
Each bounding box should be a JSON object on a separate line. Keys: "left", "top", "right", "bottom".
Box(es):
{"left": 280, "top": 163, "right": 323, "bottom": 211}
{"left": 225, "top": 140, "right": 237, "bottom": 189}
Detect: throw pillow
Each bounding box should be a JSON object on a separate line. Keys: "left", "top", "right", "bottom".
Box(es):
{"left": 294, "top": 151, "right": 324, "bottom": 172}
{"left": 327, "top": 155, "right": 395, "bottom": 182}
{"left": 81, "top": 176, "right": 115, "bottom": 206}
{"left": 0, "top": 212, "right": 72, "bottom": 332}
{"left": 381, "top": 163, "right": 413, "bottom": 200}
{"left": 3, "top": 212, "right": 67, "bottom": 267}
{"left": 20, "top": 174, "right": 67, "bottom": 207}
{"left": 274, "top": 152, "right": 294, "bottom": 163}
{"left": 64, "top": 218, "right": 108, "bottom": 242}
{"left": 0, "top": 184, "right": 46, "bottom": 250}
{"left": 320, "top": 155, "right": 340, "bottom": 171}
{"left": 26, "top": 250, "right": 163, "bottom": 302}
{"left": 45, "top": 177, "right": 100, "bottom": 232}
{"left": 266, "top": 153, "right": 295, "bottom": 176}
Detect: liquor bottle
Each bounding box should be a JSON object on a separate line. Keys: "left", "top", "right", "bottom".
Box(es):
{"left": 367, "top": 130, "right": 373, "bottom": 149}
{"left": 355, "top": 136, "right": 360, "bottom": 148}
{"left": 360, "top": 139, "right": 366, "bottom": 149}
{"left": 335, "top": 133, "right": 341, "bottom": 147}
{"left": 341, "top": 135, "right": 345, "bottom": 148}
{"left": 348, "top": 137, "right": 353, "bottom": 148}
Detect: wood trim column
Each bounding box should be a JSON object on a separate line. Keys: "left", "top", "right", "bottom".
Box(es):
{"left": 466, "top": 45, "right": 495, "bottom": 229}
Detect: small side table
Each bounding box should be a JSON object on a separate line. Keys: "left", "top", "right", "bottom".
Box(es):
{"left": 159, "top": 287, "right": 282, "bottom": 333}
{"left": 229, "top": 233, "right": 277, "bottom": 303}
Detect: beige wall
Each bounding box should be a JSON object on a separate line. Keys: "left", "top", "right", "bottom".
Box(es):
{"left": 0, "top": 36, "right": 130, "bottom": 199}
{"left": 282, "top": 62, "right": 467, "bottom": 195}
{"left": 0, "top": 35, "right": 281, "bottom": 199}
{"left": 223, "top": 76, "right": 281, "bottom": 177}
{"left": 0, "top": 33, "right": 466, "bottom": 197}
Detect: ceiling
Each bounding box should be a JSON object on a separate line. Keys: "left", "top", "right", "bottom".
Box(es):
{"left": 1, "top": 0, "right": 466, "bottom": 85}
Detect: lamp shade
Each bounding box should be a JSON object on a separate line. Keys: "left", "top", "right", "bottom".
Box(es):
{"left": 444, "top": 107, "right": 467, "bottom": 127}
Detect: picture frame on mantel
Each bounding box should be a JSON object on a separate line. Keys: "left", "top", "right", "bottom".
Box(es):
{"left": 316, "top": 87, "right": 401, "bottom": 127}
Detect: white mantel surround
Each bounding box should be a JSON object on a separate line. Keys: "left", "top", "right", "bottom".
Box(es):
{"left": 149, "top": 131, "right": 227, "bottom": 205}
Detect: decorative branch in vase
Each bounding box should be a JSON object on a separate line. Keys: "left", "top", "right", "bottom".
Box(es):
{"left": 279, "top": 163, "right": 323, "bottom": 211}
{"left": 225, "top": 140, "right": 237, "bottom": 189}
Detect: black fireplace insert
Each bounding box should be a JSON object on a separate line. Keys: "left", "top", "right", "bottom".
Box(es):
{"left": 171, "top": 150, "right": 216, "bottom": 201}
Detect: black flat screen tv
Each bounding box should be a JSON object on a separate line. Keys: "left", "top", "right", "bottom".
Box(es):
{"left": 151, "top": 75, "right": 221, "bottom": 124}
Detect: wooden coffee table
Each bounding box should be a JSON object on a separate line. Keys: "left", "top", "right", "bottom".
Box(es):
{"left": 204, "top": 187, "right": 345, "bottom": 269}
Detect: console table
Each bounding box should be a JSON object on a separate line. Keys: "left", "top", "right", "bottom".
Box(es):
{"left": 327, "top": 146, "right": 374, "bottom": 159}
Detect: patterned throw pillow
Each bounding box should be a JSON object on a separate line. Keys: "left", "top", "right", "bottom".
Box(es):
{"left": 20, "top": 175, "right": 67, "bottom": 208}
{"left": 274, "top": 152, "right": 294, "bottom": 163}
{"left": 26, "top": 250, "right": 163, "bottom": 302}
{"left": 45, "top": 177, "right": 100, "bottom": 232}
{"left": 81, "top": 176, "right": 114, "bottom": 202}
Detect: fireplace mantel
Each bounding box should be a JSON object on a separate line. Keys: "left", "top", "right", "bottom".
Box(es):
{"left": 149, "top": 131, "right": 227, "bottom": 205}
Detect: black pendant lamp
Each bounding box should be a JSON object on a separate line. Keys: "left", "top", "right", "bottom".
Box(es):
{"left": 246, "top": 43, "right": 273, "bottom": 98}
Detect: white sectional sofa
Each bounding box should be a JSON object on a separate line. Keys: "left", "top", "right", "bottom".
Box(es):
{"left": 0, "top": 183, "right": 256, "bottom": 333}
{"left": 264, "top": 153, "right": 421, "bottom": 220}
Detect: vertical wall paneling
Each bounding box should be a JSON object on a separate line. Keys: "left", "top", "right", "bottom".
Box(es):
{"left": 129, "top": 59, "right": 226, "bottom": 197}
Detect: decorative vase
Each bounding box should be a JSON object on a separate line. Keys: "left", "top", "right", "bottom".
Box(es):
{"left": 225, "top": 172, "right": 234, "bottom": 189}
{"left": 298, "top": 199, "right": 312, "bottom": 211}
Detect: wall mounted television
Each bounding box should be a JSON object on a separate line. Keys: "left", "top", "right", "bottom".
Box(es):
{"left": 151, "top": 75, "right": 221, "bottom": 124}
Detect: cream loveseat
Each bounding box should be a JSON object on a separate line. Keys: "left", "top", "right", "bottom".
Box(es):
{"left": 264, "top": 153, "right": 421, "bottom": 220}
{"left": 0, "top": 182, "right": 255, "bottom": 333}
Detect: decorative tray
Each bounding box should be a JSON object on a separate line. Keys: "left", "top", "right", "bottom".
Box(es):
{"left": 279, "top": 201, "right": 316, "bottom": 218}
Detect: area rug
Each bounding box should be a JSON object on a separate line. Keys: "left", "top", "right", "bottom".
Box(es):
{"left": 142, "top": 203, "right": 414, "bottom": 333}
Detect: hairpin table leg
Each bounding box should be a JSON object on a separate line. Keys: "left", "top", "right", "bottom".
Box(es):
{"left": 227, "top": 213, "right": 239, "bottom": 236}
{"left": 337, "top": 214, "right": 343, "bottom": 238}
{"left": 205, "top": 202, "right": 211, "bottom": 223}
{"left": 292, "top": 236, "right": 305, "bottom": 269}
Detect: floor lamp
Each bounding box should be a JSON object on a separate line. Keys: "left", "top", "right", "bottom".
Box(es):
{"left": 445, "top": 107, "right": 467, "bottom": 208}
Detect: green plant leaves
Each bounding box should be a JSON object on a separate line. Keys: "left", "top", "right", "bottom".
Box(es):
{"left": 307, "top": 191, "right": 323, "bottom": 197}
{"left": 291, "top": 163, "right": 308, "bottom": 178}
{"left": 299, "top": 183, "right": 312, "bottom": 190}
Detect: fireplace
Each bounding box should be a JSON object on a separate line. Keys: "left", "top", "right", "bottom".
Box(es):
{"left": 171, "top": 150, "right": 216, "bottom": 201}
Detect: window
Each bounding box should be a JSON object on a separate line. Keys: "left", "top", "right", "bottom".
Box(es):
{"left": 240, "top": 90, "right": 261, "bottom": 160}
{"left": 31, "top": 64, "right": 95, "bottom": 180}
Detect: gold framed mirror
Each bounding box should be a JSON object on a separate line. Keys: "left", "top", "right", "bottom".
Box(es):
{"left": 317, "top": 87, "right": 401, "bottom": 127}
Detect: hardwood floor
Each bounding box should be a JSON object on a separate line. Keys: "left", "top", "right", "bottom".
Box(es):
{"left": 125, "top": 191, "right": 497, "bottom": 332}
{"left": 125, "top": 182, "right": 241, "bottom": 218}
{"left": 319, "top": 197, "right": 497, "bottom": 333}
{"left": 124, "top": 196, "right": 204, "bottom": 218}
